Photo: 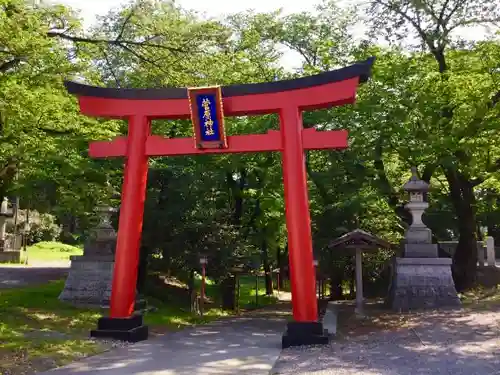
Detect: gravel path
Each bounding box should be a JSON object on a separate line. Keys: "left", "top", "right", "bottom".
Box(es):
{"left": 0, "top": 264, "right": 68, "bottom": 289}
{"left": 40, "top": 302, "right": 291, "bottom": 375}
{"left": 272, "top": 308, "right": 500, "bottom": 375}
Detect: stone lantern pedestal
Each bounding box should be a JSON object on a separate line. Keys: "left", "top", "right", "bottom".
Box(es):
{"left": 59, "top": 205, "right": 117, "bottom": 307}
{"left": 0, "top": 198, "right": 10, "bottom": 252}
{"left": 388, "top": 168, "right": 461, "bottom": 311}
{"left": 0, "top": 197, "right": 20, "bottom": 263}
{"left": 0, "top": 197, "right": 12, "bottom": 252}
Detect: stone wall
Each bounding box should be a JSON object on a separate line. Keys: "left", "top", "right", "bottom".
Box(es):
{"left": 0, "top": 234, "right": 22, "bottom": 263}
{"left": 0, "top": 251, "right": 20, "bottom": 263}
{"left": 59, "top": 205, "right": 117, "bottom": 307}
{"left": 439, "top": 241, "right": 485, "bottom": 258}
{"left": 59, "top": 255, "right": 114, "bottom": 306}
{"left": 439, "top": 240, "right": 498, "bottom": 265}
{"left": 5, "top": 234, "right": 22, "bottom": 251}
{"left": 389, "top": 258, "right": 461, "bottom": 311}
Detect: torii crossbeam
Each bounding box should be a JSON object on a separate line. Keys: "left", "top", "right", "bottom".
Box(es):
{"left": 65, "top": 57, "right": 374, "bottom": 348}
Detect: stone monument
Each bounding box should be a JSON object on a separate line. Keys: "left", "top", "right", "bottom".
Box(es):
{"left": 388, "top": 167, "right": 461, "bottom": 311}
{"left": 0, "top": 197, "right": 20, "bottom": 263}
{"left": 59, "top": 204, "right": 117, "bottom": 306}
{"left": 0, "top": 197, "right": 12, "bottom": 252}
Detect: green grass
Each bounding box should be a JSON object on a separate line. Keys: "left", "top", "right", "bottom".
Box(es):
{"left": 0, "top": 256, "right": 281, "bottom": 374}
{"left": 237, "top": 275, "right": 278, "bottom": 308}
{"left": 144, "top": 301, "right": 229, "bottom": 332}
{"left": 458, "top": 268, "right": 500, "bottom": 310}
{"left": 0, "top": 280, "right": 106, "bottom": 374}
{"left": 0, "top": 279, "right": 232, "bottom": 374}
{"left": 144, "top": 274, "right": 277, "bottom": 331}
{"left": 189, "top": 273, "right": 278, "bottom": 310}
{"left": 0, "top": 273, "right": 279, "bottom": 374}
{"left": 459, "top": 285, "right": 500, "bottom": 309}
{"left": 23, "top": 241, "right": 83, "bottom": 263}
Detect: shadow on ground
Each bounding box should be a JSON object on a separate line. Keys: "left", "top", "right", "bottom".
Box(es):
{"left": 40, "top": 302, "right": 291, "bottom": 375}
{"left": 272, "top": 301, "right": 500, "bottom": 375}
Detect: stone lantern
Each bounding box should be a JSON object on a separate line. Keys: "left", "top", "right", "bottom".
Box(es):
{"left": 59, "top": 201, "right": 118, "bottom": 306}
{"left": 85, "top": 204, "right": 118, "bottom": 256}
{"left": 402, "top": 167, "right": 436, "bottom": 257}
{"left": 0, "top": 197, "right": 13, "bottom": 252}
{"left": 388, "top": 167, "right": 460, "bottom": 311}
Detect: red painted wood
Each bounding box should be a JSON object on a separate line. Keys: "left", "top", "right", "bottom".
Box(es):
{"left": 78, "top": 78, "right": 359, "bottom": 119}
{"left": 147, "top": 131, "right": 281, "bottom": 156}
{"left": 109, "top": 115, "right": 150, "bottom": 318}
{"left": 279, "top": 106, "right": 318, "bottom": 322}
{"left": 74, "top": 70, "right": 368, "bottom": 325}
{"left": 89, "top": 136, "right": 127, "bottom": 158}
{"left": 302, "top": 128, "right": 348, "bottom": 150}
{"left": 89, "top": 129, "right": 348, "bottom": 158}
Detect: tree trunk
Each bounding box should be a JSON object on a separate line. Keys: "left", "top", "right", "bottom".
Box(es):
{"left": 350, "top": 264, "right": 355, "bottom": 298}
{"left": 220, "top": 276, "right": 237, "bottom": 311}
{"left": 60, "top": 213, "right": 77, "bottom": 244}
{"left": 136, "top": 245, "right": 149, "bottom": 293}
{"left": 261, "top": 238, "right": 273, "bottom": 295}
{"left": 187, "top": 269, "right": 198, "bottom": 313}
{"left": 277, "top": 243, "right": 287, "bottom": 289}
{"left": 227, "top": 169, "right": 246, "bottom": 225}
{"left": 444, "top": 166, "right": 478, "bottom": 291}
{"left": 329, "top": 273, "right": 343, "bottom": 300}
{"left": 276, "top": 245, "right": 282, "bottom": 289}
{"left": 187, "top": 268, "right": 195, "bottom": 296}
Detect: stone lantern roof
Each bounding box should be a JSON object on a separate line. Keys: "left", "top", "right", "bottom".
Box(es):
{"left": 403, "top": 167, "right": 429, "bottom": 193}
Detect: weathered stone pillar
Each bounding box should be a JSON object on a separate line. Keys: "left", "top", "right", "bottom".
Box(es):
{"left": 355, "top": 247, "right": 363, "bottom": 315}
{"left": 486, "top": 236, "right": 496, "bottom": 267}
{"left": 59, "top": 204, "right": 117, "bottom": 307}
{"left": 478, "top": 241, "right": 486, "bottom": 267}
{"left": 388, "top": 167, "right": 460, "bottom": 311}
{"left": 0, "top": 198, "right": 12, "bottom": 252}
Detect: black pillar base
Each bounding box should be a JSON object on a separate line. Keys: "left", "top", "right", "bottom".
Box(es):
{"left": 282, "top": 321, "right": 330, "bottom": 349}
{"left": 90, "top": 314, "right": 149, "bottom": 343}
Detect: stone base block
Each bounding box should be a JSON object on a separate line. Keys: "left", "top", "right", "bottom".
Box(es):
{"left": 322, "top": 302, "right": 338, "bottom": 336}
{"left": 282, "top": 321, "right": 330, "bottom": 348}
{"left": 91, "top": 315, "right": 148, "bottom": 343}
{"left": 59, "top": 256, "right": 114, "bottom": 306}
{"left": 388, "top": 257, "right": 461, "bottom": 311}
{"left": 405, "top": 225, "right": 432, "bottom": 244}
{"left": 404, "top": 243, "right": 438, "bottom": 258}
{"left": 0, "top": 250, "right": 21, "bottom": 263}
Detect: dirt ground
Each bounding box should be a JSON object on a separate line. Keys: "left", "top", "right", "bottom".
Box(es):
{"left": 272, "top": 294, "right": 500, "bottom": 375}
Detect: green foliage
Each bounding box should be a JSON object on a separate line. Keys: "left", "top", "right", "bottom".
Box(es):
{"left": 0, "top": 280, "right": 106, "bottom": 374}
{"left": 24, "top": 215, "right": 62, "bottom": 245}
{"left": 0, "top": 279, "right": 227, "bottom": 373}
{"left": 236, "top": 275, "right": 278, "bottom": 308}
{"left": 24, "top": 241, "right": 82, "bottom": 262}
{"left": 358, "top": 0, "right": 500, "bottom": 289}
{"left": 0, "top": 0, "right": 498, "bottom": 292}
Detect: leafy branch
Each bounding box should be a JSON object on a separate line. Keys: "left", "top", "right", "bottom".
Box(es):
{"left": 46, "top": 31, "right": 188, "bottom": 54}
{"left": 0, "top": 58, "right": 21, "bottom": 73}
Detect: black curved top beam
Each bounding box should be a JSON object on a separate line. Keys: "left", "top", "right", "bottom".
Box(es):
{"left": 65, "top": 57, "right": 375, "bottom": 100}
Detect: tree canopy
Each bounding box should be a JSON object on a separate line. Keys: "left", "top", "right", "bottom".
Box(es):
{"left": 1, "top": 0, "right": 499, "bottom": 292}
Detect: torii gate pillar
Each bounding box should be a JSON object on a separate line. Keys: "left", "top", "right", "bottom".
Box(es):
{"left": 65, "top": 57, "right": 374, "bottom": 347}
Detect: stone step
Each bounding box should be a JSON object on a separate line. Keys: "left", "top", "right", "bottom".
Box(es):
{"left": 322, "top": 301, "right": 338, "bottom": 336}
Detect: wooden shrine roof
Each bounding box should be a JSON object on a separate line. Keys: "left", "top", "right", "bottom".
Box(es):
{"left": 65, "top": 57, "right": 374, "bottom": 100}
{"left": 328, "top": 229, "right": 391, "bottom": 251}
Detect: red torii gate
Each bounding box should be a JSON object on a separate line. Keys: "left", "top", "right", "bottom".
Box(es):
{"left": 65, "top": 57, "right": 374, "bottom": 347}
